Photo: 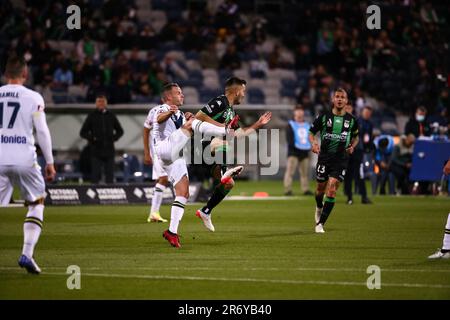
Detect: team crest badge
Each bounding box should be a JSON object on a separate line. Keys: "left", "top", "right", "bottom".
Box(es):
{"left": 327, "top": 119, "right": 332, "bottom": 127}
{"left": 344, "top": 120, "right": 350, "bottom": 128}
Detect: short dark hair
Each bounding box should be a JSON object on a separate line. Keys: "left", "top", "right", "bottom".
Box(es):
{"left": 96, "top": 93, "right": 108, "bottom": 100}
{"left": 5, "top": 55, "right": 26, "bottom": 78}
{"left": 334, "top": 87, "right": 347, "bottom": 96}
{"left": 161, "top": 82, "right": 180, "bottom": 101}
{"left": 417, "top": 106, "right": 427, "bottom": 113}
{"left": 225, "top": 77, "right": 246, "bottom": 89}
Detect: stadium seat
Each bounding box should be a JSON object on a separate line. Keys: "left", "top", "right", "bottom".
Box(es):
{"left": 247, "top": 88, "right": 265, "bottom": 104}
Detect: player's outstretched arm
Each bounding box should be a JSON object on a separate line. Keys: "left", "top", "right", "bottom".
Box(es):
{"left": 235, "top": 111, "right": 272, "bottom": 138}
{"left": 195, "top": 110, "right": 226, "bottom": 127}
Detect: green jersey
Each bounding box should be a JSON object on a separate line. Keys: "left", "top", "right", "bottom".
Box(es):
{"left": 309, "top": 110, "right": 359, "bottom": 161}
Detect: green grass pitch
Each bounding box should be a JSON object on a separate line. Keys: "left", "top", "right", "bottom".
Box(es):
{"left": 0, "top": 181, "right": 449, "bottom": 299}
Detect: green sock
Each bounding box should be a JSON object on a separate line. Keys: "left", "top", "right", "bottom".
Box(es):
{"left": 318, "top": 196, "right": 335, "bottom": 225}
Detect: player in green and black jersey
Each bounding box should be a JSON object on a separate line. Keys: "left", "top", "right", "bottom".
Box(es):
{"left": 194, "top": 77, "right": 272, "bottom": 232}
{"left": 309, "top": 88, "right": 359, "bottom": 233}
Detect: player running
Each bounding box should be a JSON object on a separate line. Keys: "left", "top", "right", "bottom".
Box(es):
{"left": 194, "top": 77, "right": 272, "bottom": 232}
{"left": 0, "top": 55, "right": 56, "bottom": 273}
{"left": 309, "top": 88, "right": 359, "bottom": 233}
{"left": 152, "top": 83, "right": 235, "bottom": 248}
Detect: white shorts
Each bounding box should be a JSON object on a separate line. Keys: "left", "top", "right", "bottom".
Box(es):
{"left": 0, "top": 164, "right": 46, "bottom": 206}
{"left": 155, "top": 129, "right": 190, "bottom": 165}
{"left": 151, "top": 152, "right": 167, "bottom": 180}
{"left": 162, "top": 158, "right": 188, "bottom": 186}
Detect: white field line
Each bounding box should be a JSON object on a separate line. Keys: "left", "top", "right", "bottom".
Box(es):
{"left": 1, "top": 267, "right": 449, "bottom": 289}
{"left": 1, "top": 266, "right": 450, "bottom": 273}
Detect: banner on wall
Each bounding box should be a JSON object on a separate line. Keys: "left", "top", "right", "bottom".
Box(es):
{"left": 44, "top": 182, "right": 206, "bottom": 205}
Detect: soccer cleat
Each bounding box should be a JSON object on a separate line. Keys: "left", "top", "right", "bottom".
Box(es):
{"left": 163, "top": 230, "right": 181, "bottom": 248}
{"left": 18, "top": 255, "right": 41, "bottom": 274}
{"left": 196, "top": 209, "right": 215, "bottom": 232}
{"left": 315, "top": 207, "right": 323, "bottom": 224}
{"left": 221, "top": 166, "right": 244, "bottom": 184}
{"left": 315, "top": 223, "right": 325, "bottom": 233}
{"left": 147, "top": 212, "right": 168, "bottom": 223}
{"left": 428, "top": 249, "right": 450, "bottom": 259}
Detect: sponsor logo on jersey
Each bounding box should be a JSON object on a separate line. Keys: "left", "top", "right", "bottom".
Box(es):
{"left": 0, "top": 134, "right": 27, "bottom": 144}
{"left": 323, "top": 132, "right": 348, "bottom": 142}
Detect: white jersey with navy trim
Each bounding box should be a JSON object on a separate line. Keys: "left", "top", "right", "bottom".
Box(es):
{"left": 152, "top": 104, "right": 186, "bottom": 146}
{"left": 0, "top": 84, "right": 45, "bottom": 166}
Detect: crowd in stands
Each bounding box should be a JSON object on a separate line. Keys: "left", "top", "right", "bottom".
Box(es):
{"left": 0, "top": 0, "right": 448, "bottom": 133}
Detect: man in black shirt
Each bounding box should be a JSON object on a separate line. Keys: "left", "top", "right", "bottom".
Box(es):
{"left": 309, "top": 88, "right": 359, "bottom": 233}
{"left": 80, "top": 94, "right": 124, "bottom": 183}
{"left": 194, "top": 77, "right": 272, "bottom": 232}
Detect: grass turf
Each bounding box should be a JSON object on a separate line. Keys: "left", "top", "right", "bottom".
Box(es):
{"left": 0, "top": 181, "right": 449, "bottom": 299}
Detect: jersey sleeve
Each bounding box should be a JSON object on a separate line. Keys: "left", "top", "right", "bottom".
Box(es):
{"left": 33, "top": 92, "right": 45, "bottom": 113}
{"left": 200, "top": 97, "right": 227, "bottom": 119}
{"left": 144, "top": 110, "right": 153, "bottom": 129}
{"left": 309, "top": 114, "right": 323, "bottom": 135}
{"left": 351, "top": 117, "right": 359, "bottom": 138}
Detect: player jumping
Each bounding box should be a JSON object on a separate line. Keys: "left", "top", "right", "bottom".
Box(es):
{"left": 194, "top": 77, "right": 272, "bottom": 232}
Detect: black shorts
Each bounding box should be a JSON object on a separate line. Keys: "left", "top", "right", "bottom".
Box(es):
{"left": 315, "top": 157, "right": 349, "bottom": 183}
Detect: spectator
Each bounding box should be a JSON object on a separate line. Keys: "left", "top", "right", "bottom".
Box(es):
{"left": 219, "top": 44, "right": 241, "bottom": 70}
{"left": 283, "top": 107, "right": 313, "bottom": 196}
{"left": 390, "top": 134, "right": 415, "bottom": 195}
{"left": 373, "top": 134, "right": 396, "bottom": 195}
{"left": 404, "top": 106, "right": 431, "bottom": 138}
{"left": 200, "top": 42, "right": 220, "bottom": 69}
{"left": 76, "top": 33, "right": 100, "bottom": 62}
{"left": 80, "top": 94, "right": 124, "bottom": 184}
{"left": 109, "top": 75, "right": 131, "bottom": 104}
{"left": 52, "top": 61, "right": 73, "bottom": 88}
{"left": 344, "top": 104, "right": 373, "bottom": 204}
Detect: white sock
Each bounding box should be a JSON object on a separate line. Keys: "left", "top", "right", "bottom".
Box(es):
{"left": 192, "top": 119, "right": 227, "bottom": 136}
{"left": 169, "top": 196, "right": 187, "bottom": 234}
{"left": 150, "top": 183, "right": 166, "bottom": 214}
{"left": 443, "top": 213, "right": 450, "bottom": 250}
{"left": 22, "top": 204, "right": 44, "bottom": 258}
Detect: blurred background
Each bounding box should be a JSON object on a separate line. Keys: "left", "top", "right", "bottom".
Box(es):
{"left": 1, "top": 0, "right": 449, "bottom": 196}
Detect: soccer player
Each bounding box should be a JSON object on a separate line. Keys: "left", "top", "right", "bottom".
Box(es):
{"left": 0, "top": 55, "right": 56, "bottom": 273}
{"left": 309, "top": 88, "right": 359, "bottom": 233}
{"left": 153, "top": 83, "right": 234, "bottom": 248}
{"left": 143, "top": 105, "right": 168, "bottom": 223}
{"left": 428, "top": 159, "right": 450, "bottom": 259}
{"left": 194, "top": 77, "right": 272, "bottom": 232}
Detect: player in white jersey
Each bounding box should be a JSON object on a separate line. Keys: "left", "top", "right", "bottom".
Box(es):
{"left": 143, "top": 105, "right": 169, "bottom": 223}
{"left": 0, "top": 55, "right": 56, "bottom": 274}
{"left": 153, "top": 83, "right": 235, "bottom": 248}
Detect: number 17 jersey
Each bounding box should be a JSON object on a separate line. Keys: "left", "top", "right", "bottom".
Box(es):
{"left": 0, "top": 84, "right": 45, "bottom": 166}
